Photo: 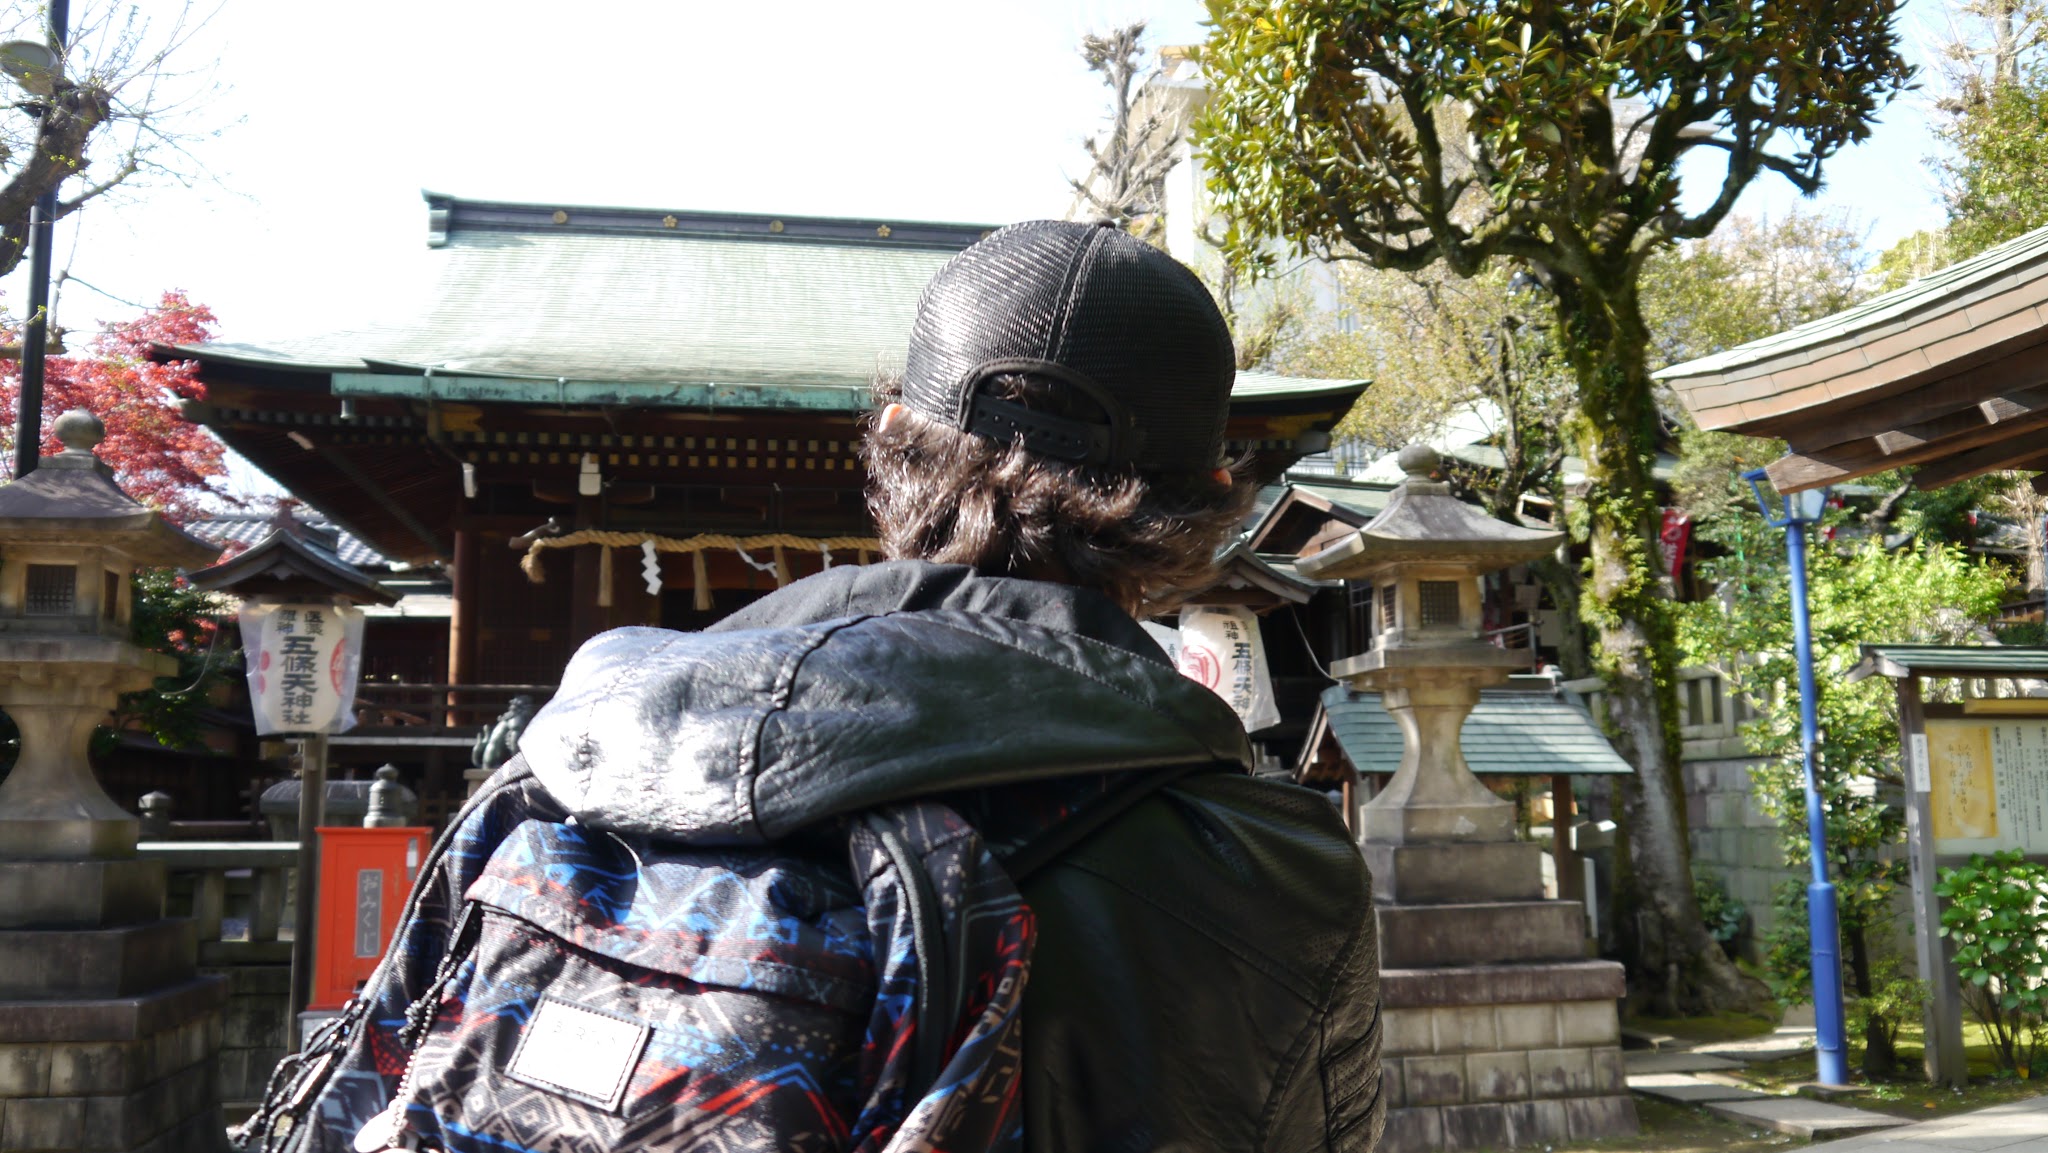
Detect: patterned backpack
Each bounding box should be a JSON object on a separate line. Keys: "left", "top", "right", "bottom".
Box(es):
{"left": 235, "top": 758, "right": 1195, "bottom": 1153}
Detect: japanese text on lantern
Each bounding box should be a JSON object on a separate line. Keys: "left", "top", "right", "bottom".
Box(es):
{"left": 239, "top": 601, "right": 366, "bottom": 736}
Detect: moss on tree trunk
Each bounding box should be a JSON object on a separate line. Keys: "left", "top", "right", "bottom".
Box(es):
{"left": 1554, "top": 278, "right": 1770, "bottom": 1015}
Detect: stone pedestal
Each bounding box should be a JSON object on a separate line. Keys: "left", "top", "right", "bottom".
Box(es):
{"left": 1375, "top": 897, "right": 1636, "bottom": 1150}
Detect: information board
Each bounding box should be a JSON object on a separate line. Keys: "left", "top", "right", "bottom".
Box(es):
{"left": 1925, "top": 718, "right": 2048, "bottom": 855}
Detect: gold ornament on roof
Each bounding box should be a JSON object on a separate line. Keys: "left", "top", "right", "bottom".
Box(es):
{"left": 662, "top": 215, "right": 678, "bottom": 229}
{"left": 552, "top": 210, "right": 569, "bottom": 224}
{"left": 876, "top": 225, "right": 891, "bottom": 238}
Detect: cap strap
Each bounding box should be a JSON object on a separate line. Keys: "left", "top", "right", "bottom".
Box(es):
{"left": 958, "top": 358, "right": 1138, "bottom": 466}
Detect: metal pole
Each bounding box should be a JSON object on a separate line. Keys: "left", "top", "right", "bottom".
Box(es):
{"left": 1786, "top": 514, "right": 1851, "bottom": 1085}
{"left": 287, "top": 732, "right": 328, "bottom": 1052}
{"left": 12, "top": 0, "right": 69, "bottom": 480}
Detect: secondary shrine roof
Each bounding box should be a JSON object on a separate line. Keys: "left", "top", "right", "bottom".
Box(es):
{"left": 1317, "top": 680, "right": 1633, "bottom": 776}
{"left": 1658, "top": 222, "right": 2048, "bottom": 493}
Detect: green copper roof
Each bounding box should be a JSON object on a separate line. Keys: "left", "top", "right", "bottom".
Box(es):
{"left": 1851, "top": 644, "right": 2048, "bottom": 681}
{"left": 160, "top": 195, "right": 1367, "bottom": 412}
{"left": 1322, "top": 681, "right": 1633, "bottom": 776}
{"left": 1288, "top": 479, "right": 1394, "bottom": 519}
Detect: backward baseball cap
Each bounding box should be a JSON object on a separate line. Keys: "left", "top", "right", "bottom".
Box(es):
{"left": 895, "top": 219, "right": 1237, "bottom": 472}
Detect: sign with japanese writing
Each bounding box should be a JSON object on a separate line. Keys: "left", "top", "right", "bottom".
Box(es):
{"left": 239, "top": 601, "right": 366, "bottom": 735}
{"left": 1925, "top": 717, "right": 2048, "bottom": 855}
{"left": 1175, "top": 606, "right": 1280, "bottom": 733}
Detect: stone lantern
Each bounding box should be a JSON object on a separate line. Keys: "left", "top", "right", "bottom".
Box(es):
{"left": 1300, "top": 446, "right": 1635, "bottom": 1150}
{"left": 1300, "top": 445, "right": 1563, "bottom": 898}
{"left": 0, "top": 410, "right": 221, "bottom": 859}
{"left": 0, "top": 409, "right": 234, "bottom": 1153}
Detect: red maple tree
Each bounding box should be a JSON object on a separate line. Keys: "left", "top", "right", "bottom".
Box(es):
{"left": 0, "top": 291, "right": 228, "bottom": 524}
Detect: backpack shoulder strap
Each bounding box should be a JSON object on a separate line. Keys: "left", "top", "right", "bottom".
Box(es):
{"left": 1004, "top": 760, "right": 1225, "bottom": 883}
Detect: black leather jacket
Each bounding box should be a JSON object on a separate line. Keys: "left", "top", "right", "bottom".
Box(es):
{"left": 524, "top": 561, "right": 1384, "bottom": 1152}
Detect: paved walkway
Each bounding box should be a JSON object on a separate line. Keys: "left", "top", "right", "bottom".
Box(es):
{"left": 1623, "top": 1020, "right": 2048, "bottom": 1148}
{"left": 1811, "top": 1094, "right": 2048, "bottom": 1151}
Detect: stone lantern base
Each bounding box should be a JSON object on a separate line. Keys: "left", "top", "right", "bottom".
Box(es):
{"left": 1373, "top": 897, "right": 1636, "bottom": 1150}
{"left": 0, "top": 653, "right": 230, "bottom": 1152}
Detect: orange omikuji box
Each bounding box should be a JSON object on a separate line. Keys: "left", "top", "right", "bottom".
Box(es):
{"left": 313, "top": 827, "right": 429, "bottom": 1010}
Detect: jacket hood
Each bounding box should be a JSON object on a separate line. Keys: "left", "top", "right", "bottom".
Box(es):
{"left": 521, "top": 562, "right": 1253, "bottom": 843}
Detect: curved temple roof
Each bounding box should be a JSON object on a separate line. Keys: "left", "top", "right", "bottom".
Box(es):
{"left": 1659, "top": 223, "right": 2048, "bottom": 494}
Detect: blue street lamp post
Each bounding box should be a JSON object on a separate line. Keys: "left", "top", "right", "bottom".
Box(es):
{"left": 1742, "top": 469, "right": 1849, "bottom": 1086}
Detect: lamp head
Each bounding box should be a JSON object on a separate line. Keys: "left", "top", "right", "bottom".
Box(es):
{"left": 0, "top": 40, "right": 59, "bottom": 97}
{"left": 1741, "top": 468, "right": 1779, "bottom": 523}
{"left": 1795, "top": 487, "right": 1830, "bottom": 523}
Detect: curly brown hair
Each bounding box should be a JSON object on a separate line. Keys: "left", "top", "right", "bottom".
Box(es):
{"left": 862, "top": 373, "right": 1255, "bottom": 613}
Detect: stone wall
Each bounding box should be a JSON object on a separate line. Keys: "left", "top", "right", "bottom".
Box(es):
{"left": 1683, "top": 753, "right": 1794, "bottom": 959}
{"left": 1380, "top": 990, "right": 1635, "bottom": 1149}
{"left": 0, "top": 1003, "right": 225, "bottom": 1153}
{"left": 206, "top": 962, "right": 291, "bottom": 1112}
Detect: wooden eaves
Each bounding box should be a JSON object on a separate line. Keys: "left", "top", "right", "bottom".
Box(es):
{"left": 1658, "top": 224, "right": 2048, "bottom": 494}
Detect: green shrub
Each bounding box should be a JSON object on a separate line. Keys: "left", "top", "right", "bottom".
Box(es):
{"left": 1693, "top": 872, "right": 1747, "bottom": 956}
{"left": 1936, "top": 851, "right": 2048, "bottom": 1078}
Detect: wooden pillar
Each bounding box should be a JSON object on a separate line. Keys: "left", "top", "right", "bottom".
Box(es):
{"left": 447, "top": 528, "right": 479, "bottom": 727}
{"left": 1901, "top": 677, "right": 1968, "bottom": 1088}
{"left": 1551, "top": 773, "right": 1579, "bottom": 904}
{"left": 288, "top": 734, "right": 328, "bottom": 1050}
{"left": 569, "top": 495, "right": 603, "bottom": 644}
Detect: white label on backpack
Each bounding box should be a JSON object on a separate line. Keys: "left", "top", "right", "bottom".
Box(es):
{"left": 507, "top": 997, "right": 649, "bottom": 1111}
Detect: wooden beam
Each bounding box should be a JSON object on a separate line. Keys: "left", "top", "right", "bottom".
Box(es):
{"left": 1912, "top": 439, "right": 2048, "bottom": 491}
{"left": 1875, "top": 383, "right": 2048, "bottom": 455}
{"left": 1766, "top": 341, "right": 2048, "bottom": 451}
{"left": 1766, "top": 402, "right": 2048, "bottom": 492}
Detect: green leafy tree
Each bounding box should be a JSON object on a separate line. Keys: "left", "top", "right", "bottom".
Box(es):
{"left": 1197, "top": 0, "right": 1911, "bottom": 1011}
{"left": 1679, "top": 472, "right": 2008, "bottom": 1073}
{"left": 1868, "top": 0, "right": 2047, "bottom": 286}
{"left": 1941, "top": 71, "right": 2048, "bottom": 257}
{"left": 1641, "top": 212, "right": 1870, "bottom": 373}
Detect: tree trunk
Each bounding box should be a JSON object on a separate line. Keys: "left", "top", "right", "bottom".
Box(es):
{"left": 1551, "top": 276, "right": 1772, "bottom": 1016}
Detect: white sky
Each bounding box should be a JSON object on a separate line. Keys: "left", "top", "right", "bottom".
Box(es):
{"left": 0, "top": 0, "right": 1959, "bottom": 496}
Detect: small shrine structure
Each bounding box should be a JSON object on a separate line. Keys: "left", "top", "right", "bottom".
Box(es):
{"left": 0, "top": 409, "right": 229, "bottom": 1152}
{"left": 1299, "top": 446, "right": 1635, "bottom": 1151}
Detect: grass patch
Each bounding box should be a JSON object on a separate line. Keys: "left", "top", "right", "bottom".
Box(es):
{"left": 1553, "top": 1099, "right": 1801, "bottom": 1152}
{"left": 1625, "top": 1012, "right": 1781, "bottom": 1044}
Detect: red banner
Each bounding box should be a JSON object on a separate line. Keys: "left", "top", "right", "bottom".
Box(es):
{"left": 1658, "top": 509, "right": 1692, "bottom": 584}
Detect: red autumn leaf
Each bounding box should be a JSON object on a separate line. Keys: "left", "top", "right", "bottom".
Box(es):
{"left": 0, "top": 291, "right": 229, "bottom": 525}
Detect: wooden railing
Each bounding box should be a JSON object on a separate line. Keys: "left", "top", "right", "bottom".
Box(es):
{"left": 350, "top": 683, "right": 556, "bottom": 732}
{"left": 140, "top": 841, "right": 300, "bottom": 965}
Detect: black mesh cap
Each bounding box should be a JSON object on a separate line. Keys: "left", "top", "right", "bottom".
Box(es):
{"left": 897, "top": 219, "right": 1236, "bottom": 471}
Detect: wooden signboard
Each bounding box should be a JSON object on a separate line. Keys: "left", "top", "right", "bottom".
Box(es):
{"left": 1923, "top": 718, "right": 2048, "bottom": 855}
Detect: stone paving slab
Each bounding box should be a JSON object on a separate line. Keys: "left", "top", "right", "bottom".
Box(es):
{"left": 1623, "top": 1051, "right": 1746, "bottom": 1074}
{"left": 1801, "top": 1093, "right": 2048, "bottom": 1152}
{"left": 1694, "top": 1027, "right": 1817, "bottom": 1063}
{"left": 1704, "top": 1096, "right": 1906, "bottom": 1138}
{"left": 1626, "top": 1073, "right": 1766, "bottom": 1104}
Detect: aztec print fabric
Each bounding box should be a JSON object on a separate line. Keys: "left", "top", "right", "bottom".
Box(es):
{"left": 278, "top": 763, "right": 1034, "bottom": 1153}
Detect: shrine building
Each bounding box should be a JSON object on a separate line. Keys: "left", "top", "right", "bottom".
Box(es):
{"left": 160, "top": 194, "right": 1367, "bottom": 804}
